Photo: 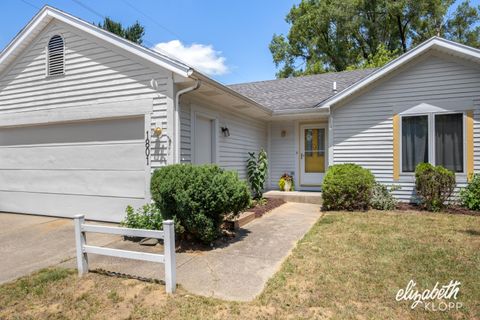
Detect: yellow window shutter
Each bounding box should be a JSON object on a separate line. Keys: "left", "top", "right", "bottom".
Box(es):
{"left": 466, "top": 110, "right": 474, "bottom": 180}
{"left": 393, "top": 114, "right": 400, "bottom": 180}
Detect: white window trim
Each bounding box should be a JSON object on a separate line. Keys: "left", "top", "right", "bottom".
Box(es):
{"left": 399, "top": 111, "right": 467, "bottom": 176}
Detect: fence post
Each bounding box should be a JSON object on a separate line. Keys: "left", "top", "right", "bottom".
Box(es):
{"left": 163, "top": 220, "right": 176, "bottom": 293}
{"left": 74, "top": 214, "right": 88, "bottom": 276}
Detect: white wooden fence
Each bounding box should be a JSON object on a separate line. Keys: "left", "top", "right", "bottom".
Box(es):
{"left": 74, "top": 215, "right": 176, "bottom": 293}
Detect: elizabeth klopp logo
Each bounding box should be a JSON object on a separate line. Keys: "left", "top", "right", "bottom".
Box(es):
{"left": 396, "top": 280, "right": 462, "bottom": 311}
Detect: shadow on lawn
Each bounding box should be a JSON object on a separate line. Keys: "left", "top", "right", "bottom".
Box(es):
{"left": 460, "top": 229, "right": 480, "bottom": 236}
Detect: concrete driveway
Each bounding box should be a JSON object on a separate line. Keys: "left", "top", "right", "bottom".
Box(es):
{"left": 0, "top": 213, "right": 117, "bottom": 284}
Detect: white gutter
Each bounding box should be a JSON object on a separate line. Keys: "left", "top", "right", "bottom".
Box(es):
{"left": 174, "top": 79, "right": 201, "bottom": 163}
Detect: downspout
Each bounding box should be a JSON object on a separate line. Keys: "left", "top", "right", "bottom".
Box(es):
{"left": 174, "top": 79, "right": 201, "bottom": 163}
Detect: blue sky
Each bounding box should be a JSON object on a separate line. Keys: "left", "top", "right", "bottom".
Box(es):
{"left": 0, "top": 0, "right": 477, "bottom": 84}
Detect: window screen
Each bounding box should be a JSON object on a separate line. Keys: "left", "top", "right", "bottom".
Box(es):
{"left": 435, "top": 113, "right": 463, "bottom": 172}
{"left": 402, "top": 115, "right": 428, "bottom": 172}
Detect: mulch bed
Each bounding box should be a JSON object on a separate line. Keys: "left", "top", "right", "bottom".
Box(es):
{"left": 395, "top": 202, "right": 480, "bottom": 217}
{"left": 249, "top": 198, "right": 286, "bottom": 217}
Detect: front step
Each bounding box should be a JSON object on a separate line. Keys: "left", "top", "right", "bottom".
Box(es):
{"left": 264, "top": 190, "right": 322, "bottom": 205}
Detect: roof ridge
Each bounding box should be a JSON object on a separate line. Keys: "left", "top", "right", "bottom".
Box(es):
{"left": 228, "top": 68, "right": 378, "bottom": 87}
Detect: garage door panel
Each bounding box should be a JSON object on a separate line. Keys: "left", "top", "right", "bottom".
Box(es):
{"left": 0, "top": 143, "right": 144, "bottom": 170}
{"left": 0, "top": 116, "right": 144, "bottom": 146}
{"left": 0, "top": 169, "right": 145, "bottom": 198}
{"left": 0, "top": 191, "right": 145, "bottom": 222}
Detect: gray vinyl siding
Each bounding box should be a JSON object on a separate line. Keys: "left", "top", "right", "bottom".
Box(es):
{"left": 269, "top": 121, "right": 296, "bottom": 189}
{"left": 0, "top": 20, "right": 172, "bottom": 171}
{"left": 332, "top": 53, "right": 480, "bottom": 202}
{"left": 179, "top": 100, "right": 268, "bottom": 180}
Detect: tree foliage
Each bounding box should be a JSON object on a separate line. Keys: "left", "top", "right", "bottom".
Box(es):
{"left": 270, "top": 0, "right": 480, "bottom": 77}
{"left": 97, "top": 17, "right": 145, "bottom": 44}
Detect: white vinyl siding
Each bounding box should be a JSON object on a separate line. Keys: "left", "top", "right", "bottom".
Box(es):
{"left": 179, "top": 100, "right": 268, "bottom": 180}
{"left": 0, "top": 20, "right": 172, "bottom": 171}
{"left": 269, "top": 121, "right": 296, "bottom": 189}
{"left": 332, "top": 53, "right": 480, "bottom": 201}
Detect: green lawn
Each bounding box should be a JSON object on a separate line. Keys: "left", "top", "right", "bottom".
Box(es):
{"left": 1, "top": 210, "right": 478, "bottom": 319}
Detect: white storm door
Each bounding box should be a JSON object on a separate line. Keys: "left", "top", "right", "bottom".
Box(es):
{"left": 300, "top": 124, "right": 327, "bottom": 186}
{"left": 194, "top": 114, "right": 215, "bottom": 164}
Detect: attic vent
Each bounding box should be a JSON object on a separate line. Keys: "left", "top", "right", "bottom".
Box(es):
{"left": 47, "top": 35, "right": 65, "bottom": 76}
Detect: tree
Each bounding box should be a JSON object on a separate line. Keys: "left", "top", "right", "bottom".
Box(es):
{"left": 347, "top": 44, "right": 399, "bottom": 70}
{"left": 446, "top": 1, "right": 480, "bottom": 47}
{"left": 97, "top": 17, "right": 145, "bottom": 44}
{"left": 270, "top": 0, "right": 480, "bottom": 78}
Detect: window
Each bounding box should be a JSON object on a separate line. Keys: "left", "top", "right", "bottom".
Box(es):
{"left": 402, "top": 115, "right": 429, "bottom": 172}
{"left": 435, "top": 113, "right": 463, "bottom": 172}
{"left": 401, "top": 113, "right": 464, "bottom": 173}
{"left": 47, "top": 35, "right": 64, "bottom": 76}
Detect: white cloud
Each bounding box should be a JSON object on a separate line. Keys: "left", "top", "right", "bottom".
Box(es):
{"left": 153, "top": 40, "right": 229, "bottom": 76}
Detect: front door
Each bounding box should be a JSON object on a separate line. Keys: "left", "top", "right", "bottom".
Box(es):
{"left": 300, "top": 124, "right": 327, "bottom": 186}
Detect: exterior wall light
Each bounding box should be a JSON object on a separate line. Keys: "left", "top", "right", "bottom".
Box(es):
{"left": 221, "top": 127, "right": 230, "bottom": 137}
{"left": 281, "top": 130, "right": 287, "bottom": 137}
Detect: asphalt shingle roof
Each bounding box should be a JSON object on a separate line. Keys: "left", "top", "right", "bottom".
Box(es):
{"left": 228, "top": 68, "right": 377, "bottom": 112}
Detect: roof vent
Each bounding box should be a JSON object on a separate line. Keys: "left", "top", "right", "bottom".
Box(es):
{"left": 332, "top": 81, "right": 337, "bottom": 94}
{"left": 47, "top": 35, "right": 65, "bottom": 76}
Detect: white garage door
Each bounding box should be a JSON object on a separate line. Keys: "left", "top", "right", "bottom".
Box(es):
{"left": 0, "top": 116, "right": 147, "bottom": 222}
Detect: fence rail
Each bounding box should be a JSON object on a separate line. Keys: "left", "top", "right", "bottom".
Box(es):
{"left": 74, "top": 215, "right": 176, "bottom": 293}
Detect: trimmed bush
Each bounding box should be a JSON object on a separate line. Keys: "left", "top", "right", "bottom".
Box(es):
{"left": 460, "top": 174, "right": 480, "bottom": 210}
{"left": 370, "top": 182, "right": 400, "bottom": 210}
{"left": 322, "top": 163, "right": 375, "bottom": 211}
{"left": 415, "top": 163, "right": 456, "bottom": 211}
{"left": 121, "top": 204, "right": 163, "bottom": 230}
{"left": 151, "top": 164, "right": 251, "bottom": 243}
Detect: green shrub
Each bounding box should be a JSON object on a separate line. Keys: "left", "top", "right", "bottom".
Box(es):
{"left": 370, "top": 182, "right": 400, "bottom": 210}
{"left": 151, "top": 164, "right": 251, "bottom": 243}
{"left": 246, "top": 149, "right": 268, "bottom": 199}
{"left": 120, "top": 204, "right": 163, "bottom": 230}
{"left": 459, "top": 174, "right": 480, "bottom": 210}
{"left": 321, "top": 163, "right": 375, "bottom": 211}
{"left": 415, "top": 163, "right": 456, "bottom": 211}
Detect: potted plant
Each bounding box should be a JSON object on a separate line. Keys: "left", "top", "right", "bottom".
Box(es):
{"left": 279, "top": 173, "right": 294, "bottom": 191}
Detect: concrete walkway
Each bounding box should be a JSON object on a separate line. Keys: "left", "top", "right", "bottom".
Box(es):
{"left": 61, "top": 202, "right": 321, "bottom": 301}
{"left": 2, "top": 203, "right": 320, "bottom": 301}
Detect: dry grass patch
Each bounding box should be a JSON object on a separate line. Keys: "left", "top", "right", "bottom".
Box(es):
{"left": 0, "top": 210, "right": 478, "bottom": 319}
